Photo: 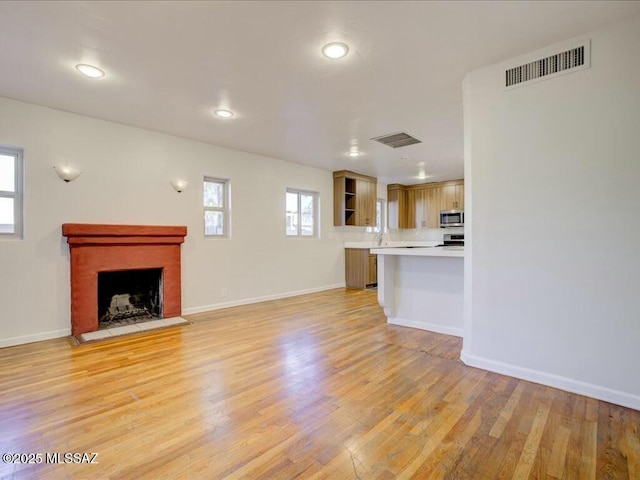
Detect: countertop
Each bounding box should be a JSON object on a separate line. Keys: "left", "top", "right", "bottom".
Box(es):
{"left": 370, "top": 246, "right": 464, "bottom": 257}
{"left": 344, "top": 241, "right": 441, "bottom": 249}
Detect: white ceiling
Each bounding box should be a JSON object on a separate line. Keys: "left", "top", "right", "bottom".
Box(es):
{"left": 1, "top": 1, "right": 639, "bottom": 185}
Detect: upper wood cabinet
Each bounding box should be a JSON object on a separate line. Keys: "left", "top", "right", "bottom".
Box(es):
{"left": 389, "top": 179, "right": 464, "bottom": 229}
{"left": 439, "top": 181, "right": 464, "bottom": 210}
{"left": 415, "top": 185, "right": 440, "bottom": 229}
{"left": 406, "top": 189, "right": 416, "bottom": 229}
{"left": 388, "top": 184, "right": 413, "bottom": 229}
{"left": 333, "top": 171, "right": 377, "bottom": 227}
{"left": 355, "top": 178, "right": 376, "bottom": 226}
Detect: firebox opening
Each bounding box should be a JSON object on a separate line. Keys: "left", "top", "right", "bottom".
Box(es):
{"left": 97, "top": 268, "right": 163, "bottom": 329}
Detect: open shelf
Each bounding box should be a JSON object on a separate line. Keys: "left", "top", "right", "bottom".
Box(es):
{"left": 333, "top": 170, "right": 377, "bottom": 227}
{"left": 345, "top": 178, "right": 356, "bottom": 194}
{"left": 345, "top": 210, "right": 356, "bottom": 225}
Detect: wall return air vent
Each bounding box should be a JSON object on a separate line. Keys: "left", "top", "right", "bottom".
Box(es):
{"left": 371, "top": 132, "right": 422, "bottom": 149}
{"left": 505, "top": 41, "right": 590, "bottom": 89}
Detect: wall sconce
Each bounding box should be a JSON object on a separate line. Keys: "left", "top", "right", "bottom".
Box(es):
{"left": 170, "top": 179, "right": 188, "bottom": 193}
{"left": 54, "top": 165, "right": 82, "bottom": 182}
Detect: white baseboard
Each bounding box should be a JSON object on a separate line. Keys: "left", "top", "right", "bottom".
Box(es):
{"left": 0, "top": 328, "right": 71, "bottom": 349}
{"left": 0, "top": 284, "right": 347, "bottom": 349}
{"left": 460, "top": 350, "right": 640, "bottom": 411}
{"left": 388, "top": 317, "right": 463, "bottom": 337}
{"left": 182, "top": 283, "right": 347, "bottom": 315}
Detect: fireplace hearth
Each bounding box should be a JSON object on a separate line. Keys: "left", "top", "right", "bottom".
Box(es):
{"left": 62, "top": 224, "right": 187, "bottom": 336}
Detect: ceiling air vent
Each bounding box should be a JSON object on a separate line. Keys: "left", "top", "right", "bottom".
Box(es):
{"left": 371, "top": 132, "right": 422, "bottom": 149}
{"left": 505, "top": 40, "right": 590, "bottom": 89}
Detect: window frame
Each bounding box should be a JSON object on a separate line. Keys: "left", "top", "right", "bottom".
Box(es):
{"left": 286, "top": 188, "right": 320, "bottom": 238}
{"left": 0, "top": 146, "right": 24, "bottom": 239}
{"left": 203, "top": 176, "right": 231, "bottom": 238}
{"left": 367, "top": 198, "right": 386, "bottom": 234}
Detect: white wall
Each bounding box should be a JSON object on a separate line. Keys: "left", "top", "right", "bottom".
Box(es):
{"left": 462, "top": 16, "right": 640, "bottom": 409}
{"left": 0, "top": 97, "right": 345, "bottom": 347}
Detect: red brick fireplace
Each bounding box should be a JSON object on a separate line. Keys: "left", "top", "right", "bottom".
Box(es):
{"left": 62, "top": 224, "right": 187, "bottom": 335}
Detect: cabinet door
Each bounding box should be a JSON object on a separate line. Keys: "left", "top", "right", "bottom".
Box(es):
{"left": 439, "top": 183, "right": 464, "bottom": 210}
{"left": 355, "top": 179, "right": 376, "bottom": 226}
{"left": 456, "top": 185, "right": 464, "bottom": 210}
{"left": 388, "top": 186, "right": 414, "bottom": 229}
{"left": 414, "top": 189, "right": 426, "bottom": 228}
{"left": 387, "top": 187, "right": 402, "bottom": 229}
{"left": 425, "top": 187, "right": 440, "bottom": 228}
{"left": 405, "top": 189, "right": 416, "bottom": 229}
{"left": 367, "top": 254, "right": 377, "bottom": 285}
{"left": 440, "top": 184, "right": 457, "bottom": 210}
{"left": 414, "top": 188, "right": 439, "bottom": 228}
{"left": 345, "top": 249, "right": 367, "bottom": 289}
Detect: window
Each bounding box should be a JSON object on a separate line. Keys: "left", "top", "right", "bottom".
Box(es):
{"left": 367, "top": 199, "right": 386, "bottom": 234}
{"left": 203, "top": 177, "right": 230, "bottom": 237}
{"left": 0, "top": 147, "right": 23, "bottom": 238}
{"left": 286, "top": 189, "right": 319, "bottom": 237}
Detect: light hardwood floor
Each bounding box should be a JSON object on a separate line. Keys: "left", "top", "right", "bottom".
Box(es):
{"left": 0, "top": 288, "right": 638, "bottom": 479}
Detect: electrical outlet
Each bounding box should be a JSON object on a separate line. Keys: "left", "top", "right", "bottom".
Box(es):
{"left": 221, "top": 288, "right": 228, "bottom": 298}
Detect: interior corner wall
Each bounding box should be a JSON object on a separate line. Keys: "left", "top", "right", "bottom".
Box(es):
{"left": 462, "top": 16, "right": 640, "bottom": 410}
{"left": 0, "top": 97, "right": 345, "bottom": 347}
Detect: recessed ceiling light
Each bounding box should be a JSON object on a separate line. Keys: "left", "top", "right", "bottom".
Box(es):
{"left": 322, "top": 42, "right": 349, "bottom": 59}
{"left": 416, "top": 171, "right": 432, "bottom": 180}
{"left": 214, "top": 109, "right": 234, "bottom": 118}
{"left": 348, "top": 151, "right": 360, "bottom": 158}
{"left": 75, "top": 64, "right": 105, "bottom": 78}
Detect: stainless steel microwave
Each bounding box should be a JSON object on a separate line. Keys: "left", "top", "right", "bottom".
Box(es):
{"left": 440, "top": 210, "right": 464, "bottom": 228}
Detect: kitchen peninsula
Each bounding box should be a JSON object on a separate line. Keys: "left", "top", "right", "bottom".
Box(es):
{"left": 370, "top": 246, "right": 464, "bottom": 336}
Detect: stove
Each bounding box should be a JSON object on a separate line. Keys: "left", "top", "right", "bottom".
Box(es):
{"left": 437, "top": 233, "right": 464, "bottom": 248}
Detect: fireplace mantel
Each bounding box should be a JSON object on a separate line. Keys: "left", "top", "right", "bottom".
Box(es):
{"left": 63, "top": 223, "right": 187, "bottom": 335}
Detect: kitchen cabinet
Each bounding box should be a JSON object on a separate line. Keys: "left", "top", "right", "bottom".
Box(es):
{"left": 345, "top": 249, "right": 377, "bottom": 289}
{"left": 355, "top": 179, "right": 376, "bottom": 226}
{"left": 405, "top": 189, "right": 416, "bottom": 229}
{"left": 367, "top": 253, "right": 377, "bottom": 286}
{"left": 414, "top": 186, "right": 440, "bottom": 229}
{"left": 387, "top": 184, "right": 415, "bottom": 229}
{"left": 439, "top": 181, "right": 464, "bottom": 210}
{"left": 389, "top": 179, "right": 463, "bottom": 229}
{"left": 333, "top": 171, "right": 377, "bottom": 227}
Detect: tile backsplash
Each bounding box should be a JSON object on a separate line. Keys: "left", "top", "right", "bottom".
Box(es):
{"left": 338, "top": 226, "right": 464, "bottom": 244}
{"left": 398, "top": 226, "right": 464, "bottom": 242}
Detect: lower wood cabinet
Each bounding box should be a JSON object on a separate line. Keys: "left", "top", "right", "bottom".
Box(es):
{"left": 345, "top": 249, "right": 377, "bottom": 289}
{"left": 367, "top": 253, "right": 377, "bottom": 286}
